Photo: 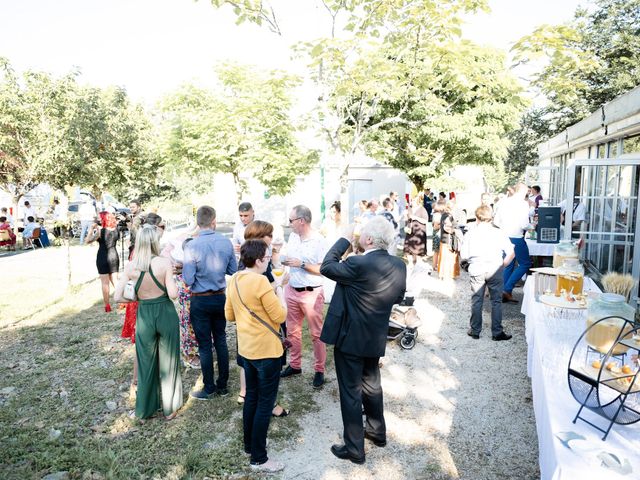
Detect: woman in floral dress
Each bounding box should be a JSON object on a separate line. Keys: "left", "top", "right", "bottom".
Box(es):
{"left": 161, "top": 228, "right": 200, "bottom": 368}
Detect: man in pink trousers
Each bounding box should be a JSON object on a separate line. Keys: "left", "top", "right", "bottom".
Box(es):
{"left": 281, "top": 204, "right": 329, "bottom": 388}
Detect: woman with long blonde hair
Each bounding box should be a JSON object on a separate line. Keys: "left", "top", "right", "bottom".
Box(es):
{"left": 115, "top": 225, "right": 183, "bottom": 420}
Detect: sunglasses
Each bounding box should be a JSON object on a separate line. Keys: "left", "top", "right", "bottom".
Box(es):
{"left": 289, "top": 217, "right": 302, "bottom": 224}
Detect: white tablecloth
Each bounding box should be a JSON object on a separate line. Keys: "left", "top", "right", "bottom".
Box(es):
{"left": 522, "top": 276, "right": 640, "bottom": 479}
{"left": 526, "top": 239, "right": 556, "bottom": 257}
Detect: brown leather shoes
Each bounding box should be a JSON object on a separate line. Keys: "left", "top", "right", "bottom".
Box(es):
{"left": 502, "top": 292, "right": 518, "bottom": 304}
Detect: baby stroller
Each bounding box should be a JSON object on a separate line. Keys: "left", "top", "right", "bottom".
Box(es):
{"left": 388, "top": 305, "right": 422, "bottom": 350}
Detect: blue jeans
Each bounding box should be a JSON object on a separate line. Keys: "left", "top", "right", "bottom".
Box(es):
{"left": 503, "top": 237, "right": 531, "bottom": 294}
{"left": 190, "top": 295, "right": 229, "bottom": 393}
{"left": 79, "top": 220, "right": 92, "bottom": 244}
{"left": 243, "top": 357, "right": 281, "bottom": 465}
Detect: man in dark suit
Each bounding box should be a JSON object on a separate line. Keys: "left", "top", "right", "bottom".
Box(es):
{"left": 320, "top": 217, "right": 407, "bottom": 464}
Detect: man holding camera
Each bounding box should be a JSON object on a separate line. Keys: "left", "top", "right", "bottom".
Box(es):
{"left": 127, "top": 199, "right": 145, "bottom": 256}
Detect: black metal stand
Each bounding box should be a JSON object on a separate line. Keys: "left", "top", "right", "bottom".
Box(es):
{"left": 567, "top": 316, "right": 640, "bottom": 440}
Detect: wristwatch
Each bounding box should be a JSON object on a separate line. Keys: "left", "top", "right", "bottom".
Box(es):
{"left": 300, "top": 261, "right": 306, "bottom": 269}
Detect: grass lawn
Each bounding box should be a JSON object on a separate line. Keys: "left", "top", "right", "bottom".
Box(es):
{"left": 0, "top": 247, "right": 327, "bottom": 479}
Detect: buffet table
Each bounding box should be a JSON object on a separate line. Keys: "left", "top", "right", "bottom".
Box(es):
{"left": 521, "top": 276, "right": 640, "bottom": 479}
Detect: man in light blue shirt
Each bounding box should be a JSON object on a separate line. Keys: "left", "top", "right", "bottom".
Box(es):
{"left": 183, "top": 205, "right": 237, "bottom": 399}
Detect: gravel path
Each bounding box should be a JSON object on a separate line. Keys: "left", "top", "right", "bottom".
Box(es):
{"left": 276, "top": 262, "right": 539, "bottom": 480}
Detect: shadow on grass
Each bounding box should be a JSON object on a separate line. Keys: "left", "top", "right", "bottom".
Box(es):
{"left": 0, "top": 298, "right": 319, "bottom": 479}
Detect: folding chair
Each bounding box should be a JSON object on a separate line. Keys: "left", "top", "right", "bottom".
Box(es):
{"left": 30, "top": 227, "right": 43, "bottom": 249}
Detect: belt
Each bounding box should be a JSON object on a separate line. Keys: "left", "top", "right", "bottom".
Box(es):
{"left": 292, "top": 286, "right": 321, "bottom": 292}
{"left": 191, "top": 289, "right": 225, "bottom": 297}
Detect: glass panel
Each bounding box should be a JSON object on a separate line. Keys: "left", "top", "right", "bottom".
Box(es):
{"left": 612, "top": 243, "right": 631, "bottom": 274}
{"left": 597, "top": 144, "right": 606, "bottom": 158}
{"left": 619, "top": 165, "right": 634, "bottom": 196}
{"left": 623, "top": 135, "right": 640, "bottom": 155}
{"left": 594, "top": 166, "right": 606, "bottom": 196}
{"left": 608, "top": 141, "right": 618, "bottom": 158}
{"left": 606, "top": 165, "right": 619, "bottom": 196}
{"left": 600, "top": 243, "right": 610, "bottom": 272}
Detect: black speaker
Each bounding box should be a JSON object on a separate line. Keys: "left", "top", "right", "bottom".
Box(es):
{"left": 536, "top": 206, "right": 561, "bottom": 244}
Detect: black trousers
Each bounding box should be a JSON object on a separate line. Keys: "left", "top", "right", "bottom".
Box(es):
{"left": 334, "top": 348, "right": 386, "bottom": 459}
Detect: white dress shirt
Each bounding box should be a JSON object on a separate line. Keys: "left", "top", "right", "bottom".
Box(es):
{"left": 460, "top": 223, "right": 514, "bottom": 276}
{"left": 285, "top": 231, "right": 328, "bottom": 288}
{"left": 232, "top": 222, "right": 247, "bottom": 245}
{"left": 493, "top": 196, "right": 530, "bottom": 238}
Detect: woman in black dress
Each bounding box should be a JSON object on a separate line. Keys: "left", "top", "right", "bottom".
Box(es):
{"left": 87, "top": 211, "right": 120, "bottom": 312}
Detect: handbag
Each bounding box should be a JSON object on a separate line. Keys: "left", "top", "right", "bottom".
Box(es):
{"left": 233, "top": 277, "right": 291, "bottom": 350}
{"left": 123, "top": 280, "right": 137, "bottom": 302}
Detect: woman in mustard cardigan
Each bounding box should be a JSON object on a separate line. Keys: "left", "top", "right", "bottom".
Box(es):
{"left": 225, "top": 239, "right": 286, "bottom": 473}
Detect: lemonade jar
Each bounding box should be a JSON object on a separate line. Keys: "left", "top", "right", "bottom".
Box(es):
{"left": 553, "top": 240, "right": 579, "bottom": 268}
{"left": 555, "top": 258, "right": 584, "bottom": 296}
{"left": 585, "top": 293, "right": 635, "bottom": 355}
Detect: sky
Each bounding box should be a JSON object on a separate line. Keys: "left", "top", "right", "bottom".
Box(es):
{"left": 0, "top": 0, "right": 585, "bottom": 105}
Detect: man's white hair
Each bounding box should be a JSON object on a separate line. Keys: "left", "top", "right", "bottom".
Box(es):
{"left": 360, "top": 217, "right": 395, "bottom": 251}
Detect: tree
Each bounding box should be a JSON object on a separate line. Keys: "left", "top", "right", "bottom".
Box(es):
{"left": 360, "top": 41, "right": 525, "bottom": 191}
{"left": 502, "top": 108, "right": 552, "bottom": 188}
{"left": 160, "top": 64, "right": 318, "bottom": 201}
{"left": 205, "top": 1, "right": 525, "bottom": 193}
{"left": 0, "top": 58, "right": 164, "bottom": 209}
{"left": 512, "top": 0, "right": 640, "bottom": 131}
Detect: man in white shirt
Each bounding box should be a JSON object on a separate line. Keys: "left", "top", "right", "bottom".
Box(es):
{"left": 493, "top": 183, "right": 531, "bottom": 304}
{"left": 461, "top": 206, "right": 515, "bottom": 340}
{"left": 232, "top": 202, "right": 255, "bottom": 254}
{"left": 559, "top": 198, "right": 587, "bottom": 224}
{"left": 281, "top": 204, "right": 329, "bottom": 388}
{"left": 22, "top": 201, "right": 36, "bottom": 225}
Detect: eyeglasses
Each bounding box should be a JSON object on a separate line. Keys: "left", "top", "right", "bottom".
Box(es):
{"left": 289, "top": 217, "right": 302, "bottom": 224}
{"left": 261, "top": 255, "right": 272, "bottom": 262}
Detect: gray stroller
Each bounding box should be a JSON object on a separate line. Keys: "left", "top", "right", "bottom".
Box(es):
{"left": 387, "top": 305, "right": 422, "bottom": 350}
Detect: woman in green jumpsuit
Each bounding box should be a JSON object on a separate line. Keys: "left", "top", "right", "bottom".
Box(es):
{"left": 115, "top": 225, "right": 183, "bottom": 420}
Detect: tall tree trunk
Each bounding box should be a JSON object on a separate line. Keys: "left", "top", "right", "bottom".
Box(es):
{"left": 66, "top": 227, "right": 72, "bottom": 288}
{"left": 233, "top": 172, "right": 242, "bottom": 204}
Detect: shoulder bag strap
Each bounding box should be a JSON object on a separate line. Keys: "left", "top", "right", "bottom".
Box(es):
{"left": 233, "top": 276, "right": 283, "bottom": 342}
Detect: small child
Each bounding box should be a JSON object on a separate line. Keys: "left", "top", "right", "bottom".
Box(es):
{"left": 460, "top": 206, "right": 515, "bottom": 341}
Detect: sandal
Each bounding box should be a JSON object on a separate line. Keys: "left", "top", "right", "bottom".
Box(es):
{"left": 164, "top": 411, "right": 178, "bottom": 421}
{"left": 272, "top": 405, "right": 290, "bottom": 417}
{"left": 237, "top": 394, "right": 245, "bottom": 405}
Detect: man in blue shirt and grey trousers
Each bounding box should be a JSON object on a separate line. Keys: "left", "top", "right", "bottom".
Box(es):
{"left": 183, "top": 205, "right": 238, "bottom": 398}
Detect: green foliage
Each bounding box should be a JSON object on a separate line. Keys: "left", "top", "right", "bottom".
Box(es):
{"left": 503, "top": 108, "right": 553, "bottom": 188}
{"left": 513, "top": 0, "right": 640, "bottom": 131}
{"left": 292, "top": 0, "right": 524, "bottom": 190}
{"left": 160, "top": 63, "right": 318, "bottom": 198}
{"left": 0, "top": 58, "right": 165, "bottom": 204}
{"left": 208, "top": 1, "right": 518, "bottom": 192}
{"left": 361, "top": 41, "right": 525, "bottom": 190}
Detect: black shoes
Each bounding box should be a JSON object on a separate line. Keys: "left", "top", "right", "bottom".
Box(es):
{"left": 216, "top": 387, "right": 229, "bottom": 397}
{"left": 364, "top": 431, "right": 387, "bottom": 447}
{"left": 312, "top": 372, "right": 325, "bottom": 388}
{"left": 492, "top": 332, "right": 513, "bottom": 341}
{"left": 280, "top": 365, "right": 302, "bottom": 378}
{"left": 467, "top": 329, "right": 479, "bottom": 340}
{"left": 330, "top": 444, "right": 365, "bottom": 464}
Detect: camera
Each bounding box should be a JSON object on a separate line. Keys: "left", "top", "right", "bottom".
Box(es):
{"left": 115, "top": 211, "right": 130, "bottom": 233}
